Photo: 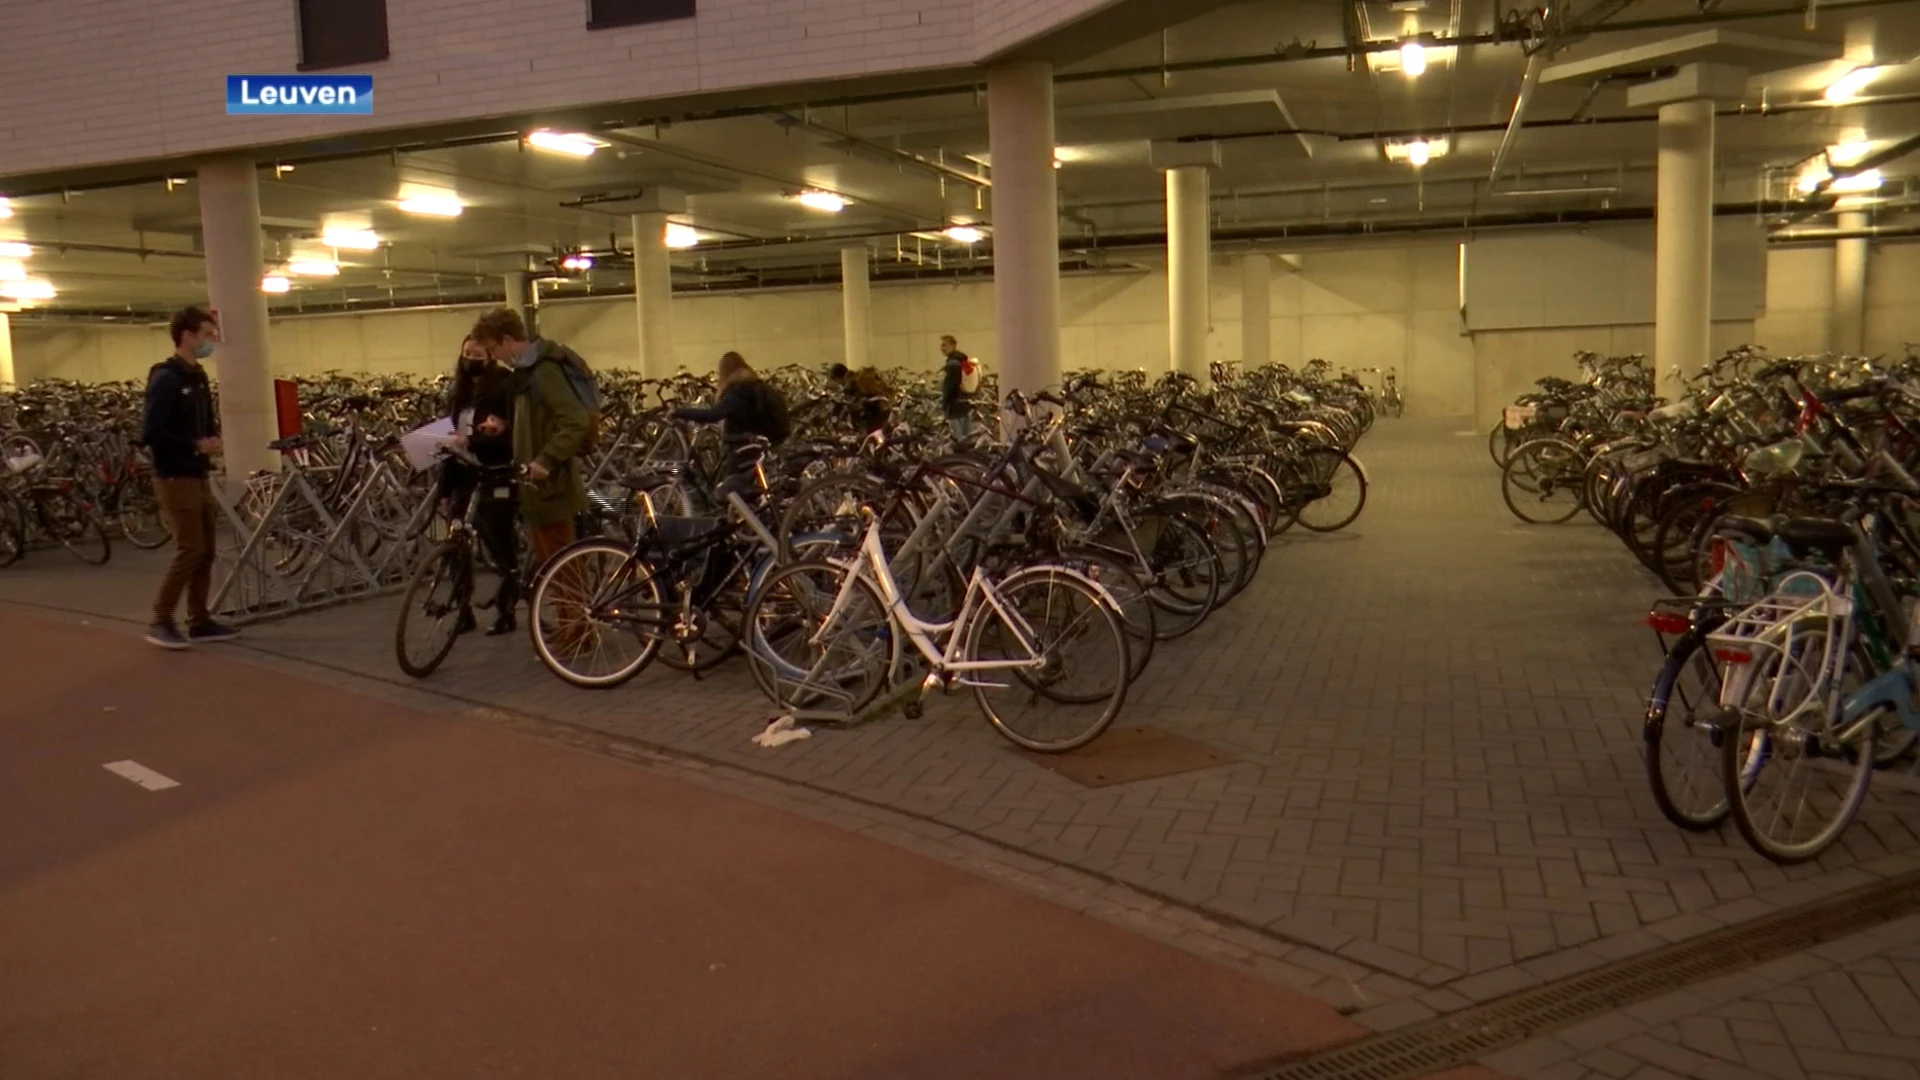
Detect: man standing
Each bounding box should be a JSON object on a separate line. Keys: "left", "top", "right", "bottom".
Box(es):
{"left": 142, "top": 306, "right": 240, "bottom": 649}
{"left": 466, "top": 308, "right": 589, "bottom": 570}
{"left": 939, "top": 334, "right": 975, "bottom": 441}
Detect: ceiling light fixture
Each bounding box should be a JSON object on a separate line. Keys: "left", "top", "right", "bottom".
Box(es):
{"left": 525, "top": 130, "right": 606, "bottom": 157}
{"left": 1831, "top": 168, "right": 1884, "bottom": 193}
{"left": 0, "top": 279, "right": 55, "bottom": 301}
{"left": 1825, "top": 65, "right": 1881, "bottom": 102}
{"left": 943, "top": 225, "right": 985, "bottom": 244}
{"left": 0, "top": 241, "right": 29, "bottom": 258}
{"left": 1399, "top": 39, "right": 1428, "bottom": 77}
{"left": 320, "top": 228, "right": 380, "bottom": 251}
{"left": 287, "top": 258, "right": 340, "bottom": 277}
{"left": 1385, "top": 137, "right": 1449, "bottom": 165}
{"left": 397, "top": 193, "right": 464, "bottom": 217}
{"left": 0, "top": 197, "right": 11, "bottom": 219}
{"left": 0, "top": 261, "right": 24, "bottom": 281}
{"left": 665, "top": 222, "right": 700, "bottom": 248}
{"left": 260, "top": 274, "right": 292, "bottom": 294}
{"left": 795, "top": 190, "right": 848, "bottom": 212}
{"left": 561, "top": 254, "right": 594, "bottom": 271}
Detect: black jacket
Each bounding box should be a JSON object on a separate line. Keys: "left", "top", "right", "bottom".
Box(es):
{"left": 674, "top": 380, "right": 781, "bottom": 442}
{"left": 941, "top": 352, "right": 971, "bottom": 418}
{"left": 142, "top": 356, "right": 217, "bottom": 479}
{"left": 448, "top": 363, "right": 516, "bottom": 466}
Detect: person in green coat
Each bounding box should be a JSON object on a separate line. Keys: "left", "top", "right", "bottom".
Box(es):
{"left": 467, "top": 308, "right": 590, "bottom": 571}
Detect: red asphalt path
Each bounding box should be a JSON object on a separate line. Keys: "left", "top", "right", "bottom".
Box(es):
{"left": 0, "top": 610, "right": 1499, "bottom": 1080}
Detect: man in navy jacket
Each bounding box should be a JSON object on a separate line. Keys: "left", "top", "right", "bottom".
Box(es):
{"left": 141, "top": 306, "right": 240, "bottom": 649}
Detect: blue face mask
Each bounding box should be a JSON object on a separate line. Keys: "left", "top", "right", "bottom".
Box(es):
{"left": 513, "top": 339, "right": 541, "bottom": 369}
{"left": 194, "top": 340, "right": 217, "bottom": 359}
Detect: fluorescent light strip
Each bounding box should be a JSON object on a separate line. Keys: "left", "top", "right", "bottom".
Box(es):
{"left": 287, "top": 259, "right": 340, "bottom": 277}
{"left": 795, "top": 190, "right": 847, "bottom": 212}
{"left": 0, "top": 279, "right": 55, "bottom": 301}
{"left": 665, "top": 223, "right": 700, "bottom": 248}
{"left": 1825, "top": 65, "right": 1881, "bottom": 102}
{"left": 321, "top": 229, "right": 380, "bottom": 251}
{"left": 0, "top": 241, "right": 29, "bottom": 258}
{"left": 260, "top": 275, "right": 292, "bottom": 294}
{"left": 526, "top": 130, "right": 605, "bottom": 157}
{"left": 397, "top": 195, "right": 464, "bottom": 217}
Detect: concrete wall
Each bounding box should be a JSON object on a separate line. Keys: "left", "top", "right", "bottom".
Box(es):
{"left": 15, "top": 239, "right": 1916, "bottom": 424}
{"left": 0, "top": 0, "right": 1115, "bottom": 180}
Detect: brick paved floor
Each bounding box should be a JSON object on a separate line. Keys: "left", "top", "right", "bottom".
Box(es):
{"left": 9, "top": 418, "right": 1920, "bottom": 1028}
{"left": 1478, "top": 913, "right": 1920, "bottom": 1080}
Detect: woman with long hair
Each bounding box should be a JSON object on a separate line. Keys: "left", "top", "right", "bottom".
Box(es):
{"left": 440, "top": 335, "right": 522, "bottom": 635}
{"left": 671, "top": 351, "right": 789, "bottom": 444}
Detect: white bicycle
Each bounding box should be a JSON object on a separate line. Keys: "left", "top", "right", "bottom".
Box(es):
{"left": 743, "top": 511, "right": 1133, "bottom": 753}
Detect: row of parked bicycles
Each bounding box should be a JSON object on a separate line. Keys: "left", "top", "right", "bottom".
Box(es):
{"left": 1491, "top": 345, "right": 1920, "bottom": 864}
{"left": 395, "top": 361, "right": 1378, "bottom": 756}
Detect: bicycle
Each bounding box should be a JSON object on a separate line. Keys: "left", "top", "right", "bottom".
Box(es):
{"left": 744, "top": 507, "right": 1133, "bottom": 753}
{"left": 393, "top": 454, "right": 526, "bottom": 678}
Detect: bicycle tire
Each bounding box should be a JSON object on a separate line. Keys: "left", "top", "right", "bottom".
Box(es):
{"left": 1057, "top": 546, "right": 1156, "bottom": 682}
{"left": 1500, "top": 439, "right": 1585, "bottom": 525}
{"left": 1132, "top": 512, "right": 1221, "bottom": 640}
{"left": 394, "top": 539, "right": 468, "bottom": 679}
{"left": 529, "top": 539, "right": 665, "bottom": 689}
{"left": 1643, "top": 630, "right": 1732, "bottom": 830}
{"left": 1290, "top": 448, "right": 1368, "bottom": 533}
{"left": 116, "top": 479, "right": 172, "bottom": 550}
{"left": 743, "top": 558, "right": 897, "bottom": 715}
{"left": 42, "top": 491, "right": 111, "bottom": 565}
{"left": 0, "top": 492, "right": 23, "bottom": 568}
{"left": 1722, "top": 618, "right": 1877, "bottom": 864}
{"left": 965, "top": 565, "right": 1129, "bottom": 753}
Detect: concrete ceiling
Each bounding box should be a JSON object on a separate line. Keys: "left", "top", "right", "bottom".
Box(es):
{"left": 5, "top": 0, "right": 1920, "bottom": 318}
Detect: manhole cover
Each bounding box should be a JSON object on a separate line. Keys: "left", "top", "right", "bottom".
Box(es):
{"left": 1023, "top": 727, "right": 1234, "bottom": 787}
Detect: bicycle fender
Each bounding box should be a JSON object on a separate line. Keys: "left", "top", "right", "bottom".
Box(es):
{"left": 1842, "top": 668, "right": 1920, "bottom": 731}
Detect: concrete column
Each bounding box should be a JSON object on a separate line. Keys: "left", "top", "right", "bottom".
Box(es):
{"left": 1833, "top": 210, "right": 1868, "bottom": 356}
{"left": 504, "top": 271, "right": 529, "bottom": 328}
{"left": 1240, "top": 253, "right": 1271, "bottom": 368}
{"left": 986, "top": 62, "right": 1062, "bottom": 396}
{"left": 840, "top": 245, "right": 871, "bottom": 372}
{"left": 197, "top": 155, "right": 277, "bottom": 478}
{"left": 632, "top": 212, "right": 675, "bottom": 378}
{"left": 1652, "top": 98, "right": 1714, "bottom": 404}
{"left": 1167, "top": 165, "right": 1212, "bottom": 389}
{"left": 0, "top": 312, "right": 14, "bottom": 388}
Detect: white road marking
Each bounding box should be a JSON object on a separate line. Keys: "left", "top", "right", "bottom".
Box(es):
{"left": 103, "top": 760, "right": 180, "bottom": 791}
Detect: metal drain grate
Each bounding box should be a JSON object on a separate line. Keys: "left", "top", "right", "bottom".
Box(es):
{"left": 1235, "top": 868, "right": 1920, "bottom": 1080}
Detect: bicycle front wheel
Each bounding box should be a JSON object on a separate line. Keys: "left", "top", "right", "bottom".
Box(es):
{"left": 1722, "top": 621, "right": 1876, "bottom": 864}
{"left": 395, "top": 539, "right": 470, "bottom": 679}
{"left": 529, "top": 539, "right": 664, "bottom": 689}
{"left": 744, "top": 558, "right": 896, "bottom": 715}
{"left": 1501, "top": 439, "right": 1586, "bottom": 525}
{"left": 117, "top": 480, "right": 172, "bottom": 550}
{"left": 42, "top": 491, "right": 111, "bottom": 565}
{"left": 965, "top": 566, "right": 1130, "bottom": 753}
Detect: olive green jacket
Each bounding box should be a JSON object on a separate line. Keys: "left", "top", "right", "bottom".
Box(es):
{"left": 510, "top": 342, "right": 591, "bottom": 527}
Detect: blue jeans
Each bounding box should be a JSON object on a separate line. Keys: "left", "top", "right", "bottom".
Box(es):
{"left": 949, "top": 414, "right": 975, "bottom": 441}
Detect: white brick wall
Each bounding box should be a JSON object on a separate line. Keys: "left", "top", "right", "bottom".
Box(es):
{"left": 0, "top": 0, "right": 1072, "bottom": 181}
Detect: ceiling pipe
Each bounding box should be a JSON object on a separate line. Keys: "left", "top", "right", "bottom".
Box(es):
{"left": 1487, "top": 53, "right": 1547, "bottom": 190}
{"left": 772, "top": 113, "right": 990, "bottom": 188}
{"left": 1770, "top": 224, "right": 1920, "bottom": 241}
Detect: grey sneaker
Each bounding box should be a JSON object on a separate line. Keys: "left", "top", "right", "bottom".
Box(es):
{"left": 187, "top": 620, "right": 242, "bottom": 643}
{"left": 146, "top": 623, "right": 190, "bottom": 650}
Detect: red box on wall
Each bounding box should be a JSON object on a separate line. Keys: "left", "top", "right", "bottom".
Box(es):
{"left": 274, "top": 379, "right": 302, "bottom": 441}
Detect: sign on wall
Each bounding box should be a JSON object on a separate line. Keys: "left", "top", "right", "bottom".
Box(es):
{"left": 226, "top": 75, "right": 373, "bottom": 116}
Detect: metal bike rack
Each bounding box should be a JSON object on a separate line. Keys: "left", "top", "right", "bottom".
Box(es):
{"left": 208, "top": 461, "right": 437, "bottom": 625}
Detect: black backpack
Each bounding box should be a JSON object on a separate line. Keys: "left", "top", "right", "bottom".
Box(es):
{"left": 751, "top": 380, "right": 792, "bottom": 444}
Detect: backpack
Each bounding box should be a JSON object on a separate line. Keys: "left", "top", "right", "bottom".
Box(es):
{"left": 534, "top": 344, "right": 604, "bottom": 455}
{"left": 750, "top": 380, "right": 792, "bottom": 444}
{"left": 958, "top": 356, "right": 982, "bottom": 395}
{"left": 852, "top": 367, "right": 891, "bottom": 401}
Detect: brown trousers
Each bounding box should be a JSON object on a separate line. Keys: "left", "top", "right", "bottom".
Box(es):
{"left": 153, "top": 477, "right": 217, "bottom": 627}
{"left": 528, "top": 519, "right": 575, "bottom": 575}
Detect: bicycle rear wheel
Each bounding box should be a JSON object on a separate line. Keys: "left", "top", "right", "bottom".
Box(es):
{"left": 743, "top": 558, "right": 896, "bottom": 715}
{"left": 1644, "top": 632, "right": 1731, "bottom": 830}
{"left": 116, "top": 479, "right": 172, "bottom": 550}
{"left": 965, "top": 565, "right": 1129, "bottom": 753}
{"left": 0, "top": 491, "right": 23, "bottom": 568}
{"left": 1289, "top": 448, "right": 1368, "bottom": 533}
{"left": 1501, "top": 439, "right": 1585, "bottom": 524}
{"left": 40, "top": 490, "right": 111, "bottom": 565}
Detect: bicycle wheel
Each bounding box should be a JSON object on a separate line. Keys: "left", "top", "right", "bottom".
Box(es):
{"left": 1133, "top": 512, "right": 1222, "bottom": 640}
{"left": 1289, "top": 448, "right": 1368, "bottom": 533}
{"left": 1058, "top": 546, "right": 1156, "bottom": 682}
{"left": 394, "top": 539, "right": 470, "bottom": 679}
{"left": 1722, "top": 621, "right": 1876, "bottom": 864}
{"left": 1488, "top": 422, "right": 1510, "bottom": 466}
{"left": 1500, "top": 439, "right": 1585, "bottom": 525}
{"left": 1644, "top": 632, "right": 1731, "bottom": 830}
{"left": 40, "top": 490, "right": 111, "bottom": 565}
{"left": 1170, "top": 494, "right": 1255, "bottom": 604}
{"left": 964, "top": 565, "right": 1130, "bottom": 753}
{"left": 529, "top": 539, "right": 664, "bottom": 688}
{"left": 0, "top": 491, "right": 23, "bottom": 568}
{"left": 116, "top": 480, "right": 172, "bottom": 550}
{"left": 743, "top": 558, "right": 896, "bottom": 715}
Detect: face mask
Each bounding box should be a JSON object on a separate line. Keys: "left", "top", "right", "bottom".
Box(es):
{"left": 513, "top": 340, "right": 541, "bottom": 369}
{"left": 461, "top": 359, "right": 488, "bottom": 375}
{"left": 194, "top": 340, "right": 217, "bottom": 359}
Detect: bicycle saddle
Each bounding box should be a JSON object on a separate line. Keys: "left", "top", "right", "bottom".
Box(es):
{"left": 1775, "top": 517, "right": 1856, "bottom": 557}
